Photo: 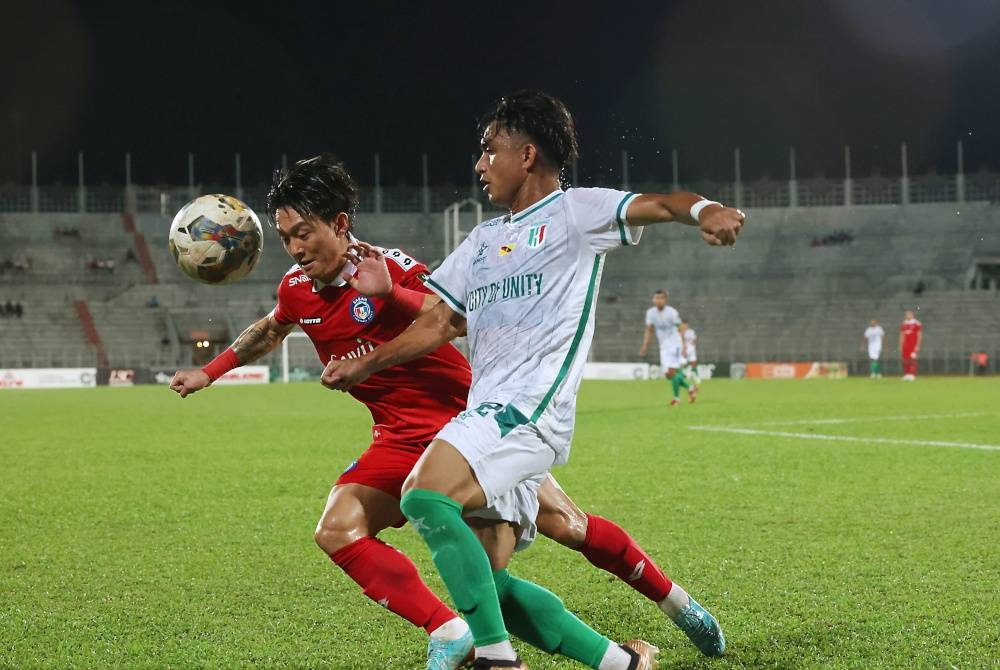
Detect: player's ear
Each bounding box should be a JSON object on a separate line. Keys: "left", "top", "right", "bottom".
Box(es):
{"left": 522, "top": 143, "right": 538, "bottom": 170}
{"left": 331, "top": 212, "right": 351, "bottom": 237}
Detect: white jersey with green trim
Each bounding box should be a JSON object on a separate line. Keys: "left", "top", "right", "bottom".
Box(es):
{"left": 426, "top": 187, "right": 642, "bottom": 460}
{"left": 646, "top": 306, "right": 682, "bottom": 349}
{"left": 683, "top": 327, "right": 697, "bottom": 359}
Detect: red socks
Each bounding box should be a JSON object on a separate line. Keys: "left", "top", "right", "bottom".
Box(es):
{"left": 580, "top": 514, "right": 673, "bottom": 603}
{"left": 329, "top": 536, "right": 456, "bottom": 633}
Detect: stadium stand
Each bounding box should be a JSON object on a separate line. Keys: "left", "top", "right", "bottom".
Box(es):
{"left": 1, "top": 202, "right": 997, "bottom": 375}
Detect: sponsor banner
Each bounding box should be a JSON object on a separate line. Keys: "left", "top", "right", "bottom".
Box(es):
{"left": 650, "top": 363, "right": 716, "bottom": 380}
{"left": 96, "top": 368, "right": 147, "bottom": 387}
{"left": 148, "top": 366, "right": 270, "bottom": 385}
{"left": 0, "top": 368, "right": 97, "bottom": 389}
{"left": 212, "top": 365, "right": 270, "bottom": 385}
{"left": 740, "top": 362, "right": 848, "bottom": 379}
{"left": 583, "top": 362, "right": 651, "bottom": 381}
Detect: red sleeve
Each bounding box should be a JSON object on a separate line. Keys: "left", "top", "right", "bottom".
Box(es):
{"left": 273, "top": 280, "right": 295, "bottom": 325}
{"left": 382, "top": 247, "right": 432, "bottom": 294}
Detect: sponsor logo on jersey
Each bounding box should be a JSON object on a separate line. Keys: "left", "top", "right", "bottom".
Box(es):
{"left": 499, "top": 243, "right": 516, "bottom": 256}
{"left": 299, "top": 317, "right": 322, "bottom": 325}
{"left": 288, "top": 273, "right": 311, "bottom": 287}
{"left": 526, "top": 223, "right": 547, "bottom": 248}
{"left": 466, "top": 272, "right": 544, "bottom": 311}
{"left": 473, "top": 242, "right": 489, "bottom": 266}
{"left": 350, "top": 296, "right": 376, "bottom": 323}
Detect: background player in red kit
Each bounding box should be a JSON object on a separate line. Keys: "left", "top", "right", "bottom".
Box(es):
{"left": 170, "top": 155, "right": 706, "bottom": 668}
{"left": 899, "top": 309, "right": 923, "bottom": 381}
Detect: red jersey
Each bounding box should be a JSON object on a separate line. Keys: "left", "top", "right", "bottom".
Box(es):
{"left": 900, "top": 319, "right": 922, "bottom": 352}
{"left": 273, "top": 247, "right": 471, "bottom": 452}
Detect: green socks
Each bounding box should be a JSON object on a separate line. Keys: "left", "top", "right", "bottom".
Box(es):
{"left": 399, "top": 489, "right": 508, "bottom": 646}
{"left": 494, "top": 568, "right": 611, "bottom": 668}
{"left": 670, "top": 372, "right": 690, "bottom": 398}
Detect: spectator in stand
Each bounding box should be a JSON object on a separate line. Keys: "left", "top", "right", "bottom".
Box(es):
{"left": 13, "top": 302, "right": 23, "bottom": 319}
{"left": 3, "top": 300, "right": 13, "bottom": 316}
{"left": 147, "top": 295, "right": 160, "bottom": 308}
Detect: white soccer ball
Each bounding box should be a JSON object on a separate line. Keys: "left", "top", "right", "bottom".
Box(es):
{"left": 168, "top": 194, "right": 263, "bottom": 284}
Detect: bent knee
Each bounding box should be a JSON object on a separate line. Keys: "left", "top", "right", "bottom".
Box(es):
{"left": 314, "top": 515, "right": 364, "bottom": 555}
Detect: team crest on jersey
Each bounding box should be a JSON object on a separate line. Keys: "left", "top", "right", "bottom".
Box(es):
{"left": 350, "top": 296, "right": 376, "bottom": 323}
{"left": 499, "top": 243, "right": 516, "bottom": 256}
{"left": 526, "top": 224, "right": 547, "bottom": 249}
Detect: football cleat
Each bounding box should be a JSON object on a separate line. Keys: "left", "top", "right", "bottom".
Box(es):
{"left": 688, "top": 385, "right": 699, "bottom": 403}
{"left": 670, "top": 398, "right": 680, "bottom": 407}
{"left": 672, "top": 596, "right": 726, "bottom": 657}
{"left": 621, "top": 639, "right": 660, "bottom": 670}
{"left": 470, "top": 657, "right": 527, "bottom": 669}
{"left": 425, "top": 630, "right": 474, "bottom": 670}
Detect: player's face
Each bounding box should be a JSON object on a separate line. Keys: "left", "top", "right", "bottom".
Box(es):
{"left": 475, "top": 124, "right": 528, "bottom": 206}
{"left": 652, "top": 293, "right": 667, "bottom": 309}
{"left": 275, "top": 206, "right": 350, "bottom": 283}
{"left": 904, "top": 310, "right": 914, "bottom": 320}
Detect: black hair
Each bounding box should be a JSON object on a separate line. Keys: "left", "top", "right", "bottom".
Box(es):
{"left": 654, "top": 289, "right": 668, "bottom": 296}
{"left": 265, "top": 154, "right": 359, "bottom": 230}
{"left": 478, "top": 90, "right": 580, "bottom": 171}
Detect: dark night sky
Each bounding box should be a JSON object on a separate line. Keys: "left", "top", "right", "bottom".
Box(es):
{"left": 4, "top": 0, "right": 1000, "bottom": 188}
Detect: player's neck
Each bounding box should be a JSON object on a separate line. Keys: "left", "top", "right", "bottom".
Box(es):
{"left": 508, "top": 175, "right": 561, "bottom": 218}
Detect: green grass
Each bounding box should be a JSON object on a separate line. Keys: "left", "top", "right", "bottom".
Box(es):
{"left": 2, "top": 378, "right": 999, "bottom": 669}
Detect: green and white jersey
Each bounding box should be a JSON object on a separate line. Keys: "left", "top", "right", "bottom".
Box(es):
{"left": 646, "top": 306, "right": 682, "bottom": 348}
{"left": 426, "top": 187, "right": 642, "bottom": 459}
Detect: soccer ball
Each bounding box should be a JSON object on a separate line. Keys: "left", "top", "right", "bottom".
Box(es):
{"left": 168, "top": 194, "right": 263, "bottom": 284}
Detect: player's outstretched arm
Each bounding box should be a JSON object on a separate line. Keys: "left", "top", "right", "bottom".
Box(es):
{"left": 321, "top": 300, "right": 465, "bottom": 391}
{"left": 626, "top": 192, "right": 745, "bottom": 246}
{"left": 169, "top": 314, "right": 294, "bottom": 398}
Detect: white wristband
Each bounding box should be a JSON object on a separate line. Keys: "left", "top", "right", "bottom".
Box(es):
{"left": 690, "top": 199, "right": 721, "bottom": 223}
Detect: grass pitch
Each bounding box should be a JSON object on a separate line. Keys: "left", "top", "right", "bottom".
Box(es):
{"left": 1, "top": 378, "right": 998, "bottom": 669}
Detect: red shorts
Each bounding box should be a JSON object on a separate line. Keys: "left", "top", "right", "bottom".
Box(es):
{"left": 335, "top": 443, "right": 423, "bottom": 499}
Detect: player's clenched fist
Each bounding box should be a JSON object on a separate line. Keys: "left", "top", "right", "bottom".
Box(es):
{"left": 699, "top": 205, "right": 745, "bottom": 246}
{"left": 169, "top": 369, "right": 210, "bottom": 398}
{"left": 321, "top": 357, "right": 371, "bottom": 391}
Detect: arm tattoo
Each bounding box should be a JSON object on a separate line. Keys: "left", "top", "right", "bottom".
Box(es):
{"left": 231, "top": 317, "right": 285, "bottom": 364}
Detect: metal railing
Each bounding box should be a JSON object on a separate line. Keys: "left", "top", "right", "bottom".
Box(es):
{"left": 3, "top": 171, "right": 999, "bottom": 217}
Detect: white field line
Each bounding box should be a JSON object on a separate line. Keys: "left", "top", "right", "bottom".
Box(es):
{"left": 746, "top": 412, "right": 992, "bottom": 426}
{"left": 687, "top": 426, "right": 1000, "bottom": 452}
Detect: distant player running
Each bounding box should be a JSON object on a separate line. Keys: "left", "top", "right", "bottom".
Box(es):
{"left": 862, "top": 319, "right": 885, "bottom": 379}
{"left": 679, "top": 321, "right": 701, "bottom": 387}
{"left": 899, "top": 310, "right": 922, "bottom": 381}
{"left": 169, "top": 155, "right": 713, "bottom": 669}
{"left": 323, "top": 90, "right": 742, "bottom": 669}
{"left": 639, "top": 290, "right": 696, "bottom": 405}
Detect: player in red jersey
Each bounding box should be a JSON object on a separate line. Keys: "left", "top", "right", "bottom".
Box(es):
{"left": 899, "top": 310, "right": 923, "bottom": 381}
{"left": 171, "top": 155, "right": 697, "bottom": 669}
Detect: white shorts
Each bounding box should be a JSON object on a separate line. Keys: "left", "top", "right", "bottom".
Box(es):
{"left": 436, "top": 403, "right": 558, "bottom": 550}
{"left": 868, "top": 346, "right": 882, "bottom": 360}
{"left": 683, "top": 347, "right": 697, "bottom": 364}
{"left": 659, "top": 341, "right": 683, "bottom": 371}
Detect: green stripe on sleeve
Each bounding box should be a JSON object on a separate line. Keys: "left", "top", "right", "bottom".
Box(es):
{"left": 615, "top": 192, "right": 638, "bottom": 245}
{"left": 425, "top": 278, "right": 466, "bottom": 315}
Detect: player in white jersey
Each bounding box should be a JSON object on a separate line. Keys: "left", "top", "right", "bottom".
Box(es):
{"left": 639, "top": 291, "right": 696, "bottom": 405}
{"left": 862, "top": 319, "right": 885, "bottom": 378}
{"left": 322, "top": 90, "right": 744, "bottom": 669}
{"left": 680, "top": 321, "right": 701, "bottom": 387}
